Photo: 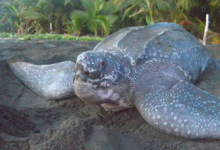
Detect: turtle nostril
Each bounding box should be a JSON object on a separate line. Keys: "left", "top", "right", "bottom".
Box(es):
{"left": 89, "top": 71, "right": 101, "bottom": 79}
{"left": 85, "top": 71, "right": 89, "bottom": 75}
{"left": 101, "top": 61, "right": 105, "bottom": 66}
{"left": 75, "top": 62, "right": 83, "bottom": 71}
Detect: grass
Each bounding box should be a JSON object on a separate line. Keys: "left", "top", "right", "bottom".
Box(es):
{"left": 0, "top": 33, "right": 104, "bottom": 41}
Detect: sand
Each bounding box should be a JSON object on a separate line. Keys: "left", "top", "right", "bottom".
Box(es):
{"left": 0, "top": 38, "right": 220, "bottom": 150}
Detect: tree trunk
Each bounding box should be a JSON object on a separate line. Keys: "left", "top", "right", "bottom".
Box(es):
{"left": 94, "top": 28, "right": 98, "bottom": 37}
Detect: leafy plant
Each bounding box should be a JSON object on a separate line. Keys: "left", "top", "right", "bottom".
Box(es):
{"left": 108, "top": 0, "right": 201, "bottom": 26}
{"left": 70, "top": 0, "right": 118, "bottom": 36}
{"left": 0, "top": 0, "right": 49, "bottom": 34}
{"left": 0, "top": 0, "right": 220, "bottom": 44}
{"left": 36, "top": 0, "right": 82, "bottom": 33}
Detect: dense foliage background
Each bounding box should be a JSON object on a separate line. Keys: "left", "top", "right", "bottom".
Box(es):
{"left": 0, "top": 0, "right": 220, "bottom": 42}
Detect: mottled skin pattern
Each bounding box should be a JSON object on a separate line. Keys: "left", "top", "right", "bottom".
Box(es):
{"left": 132, "top": 61, "right": 220, "bottom": 138}
{"left": 8, "top": 23, "right": 220, "bottom": 139}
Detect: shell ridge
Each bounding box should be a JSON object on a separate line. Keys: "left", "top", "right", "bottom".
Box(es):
{"left": 116, "top": 26, "right": 145, "bottom": 49}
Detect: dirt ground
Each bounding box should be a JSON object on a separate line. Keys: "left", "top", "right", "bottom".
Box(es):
{"left": 0, "top": 38, "right": 220, "bottom": 150}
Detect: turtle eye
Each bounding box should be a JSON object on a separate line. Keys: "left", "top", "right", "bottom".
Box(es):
{"left": 85, "top": 71, "right": 89, "bottom": 75}
{"left": 89, "top": 71, "right": 101, "bottom": 79}
{"left": 101, "top": 61, "right": 105, "bottom": 66}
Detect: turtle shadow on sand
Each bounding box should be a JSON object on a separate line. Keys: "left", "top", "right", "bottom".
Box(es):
{"left": 1, "top": 30, "right": 220, "bottom": 149}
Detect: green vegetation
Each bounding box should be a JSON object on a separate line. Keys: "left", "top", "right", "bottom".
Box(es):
{"left": 0, "top": 0, "right": 220, "bottom": 43}
{"left": 0, "top": 33, "right": 103, "bottom": 41}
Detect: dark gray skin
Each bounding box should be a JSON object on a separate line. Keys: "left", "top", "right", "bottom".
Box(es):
{"left": 9, "top": 23, "right": 220, "bottom": 139}
{"left": 74, "top": 23, "right": 209, "bottom": 109}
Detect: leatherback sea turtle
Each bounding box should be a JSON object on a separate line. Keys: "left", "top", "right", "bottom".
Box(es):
{"left": 8, "top": 23, "right": 220, "bottom": 139}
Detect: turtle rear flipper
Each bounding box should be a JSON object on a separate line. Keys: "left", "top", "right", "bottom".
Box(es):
{"left": 134, "top": 80, "right": 220, "bottom": 139}
{"left": 8, "top": 61, "right": 75, "bottom": 99}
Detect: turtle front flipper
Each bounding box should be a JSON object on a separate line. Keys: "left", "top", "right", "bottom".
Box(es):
{"left": 8, "top": 61, "right": 75, "bottom": 99}
{"left": 134, "top": 80, "right": 220, "bottom": 139}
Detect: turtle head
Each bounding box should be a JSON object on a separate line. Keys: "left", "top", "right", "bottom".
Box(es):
{"left": 74, "top": 51, "right": 132, "bottom": 109}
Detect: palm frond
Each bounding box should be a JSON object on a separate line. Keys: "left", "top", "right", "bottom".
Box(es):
{"left": 70, "top": 10, "right": 87, "bottom": 20}
{"left": 107, "top": 0, "right": 138, "bottom": 10}
{"left": 81, "top": 0, "right": 95, "bottom": 15}
{"left": 36, "top": 0, "right": 47, "bottom": 7}
{"left": 178, "top": 0, "right": 200, "bottom": 11}
{"left": 155, "top": 0, "right": 171, "bottom": 11}
{"left": 122, "top": 5, "right": 138, "bottom": 20}
{"left": 24, "top": 10, "right": 48, "bottom": 20}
